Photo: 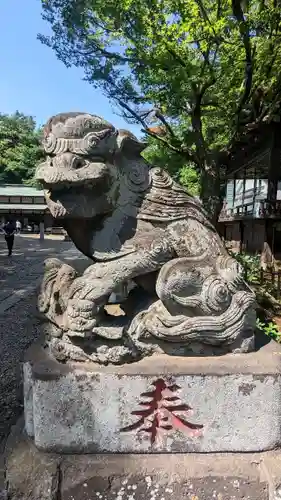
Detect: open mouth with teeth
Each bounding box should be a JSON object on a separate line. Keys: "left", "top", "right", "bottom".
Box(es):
{"left": 35, "top": 147, "right": 118, "bottom": 221}
{"left": 37, "top": 156, "right": 111, "bottom": 204}
{"left": 40, "top": 172, "right": 114, "bottom": 221}
{"left": 43, "top": 177, "right": 105, "bottom": 196}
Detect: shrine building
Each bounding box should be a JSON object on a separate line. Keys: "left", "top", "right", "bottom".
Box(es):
{"left": 0, "top": 184, "right": 53, "bottom": 229}
{"left": 218, "top": 118, "right": 281, "bottom": 257}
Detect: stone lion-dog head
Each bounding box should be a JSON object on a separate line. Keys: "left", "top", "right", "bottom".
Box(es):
{"left": 36, "top": 112, "right": 149, "bottom": 221}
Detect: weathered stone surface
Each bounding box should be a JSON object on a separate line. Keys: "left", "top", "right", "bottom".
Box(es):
{"left": 4, "top": 418, "right": 61, "bottom": 500}
{"left": 3, "top": 428, "right": 270, "bottom": 500}
{"left": 62, "top": 473, "right": 268, "bottom": 500}
{"left": 23, "top": 363, "right": 34, "bottom": 438}
{"left": 24, "top": 342, "right": 281, "bottom": 453}
{"left": 35, "top": 111, "right": 256, "bottom": 364}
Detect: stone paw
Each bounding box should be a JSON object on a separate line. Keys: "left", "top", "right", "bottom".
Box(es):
{"left": 65, "top": 298, "right": 100, "bottom": 336}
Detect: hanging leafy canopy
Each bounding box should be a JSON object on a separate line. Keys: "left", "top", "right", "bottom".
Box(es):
{"left": 38, "top": 0, "right": 281, "bottom": 215}
{"left": 0, "top": 112, "right": 44, "bottom": 185}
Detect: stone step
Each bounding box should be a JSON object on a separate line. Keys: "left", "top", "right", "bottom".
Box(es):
{"left": 3, "top": 419, "right": 281, "bottom": 500}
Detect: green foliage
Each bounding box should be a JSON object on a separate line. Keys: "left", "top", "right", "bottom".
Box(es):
{"left": 178, "top": 166, "right": 200, "bottom": 196}
{"left": 230, "top": 251, "right": 261, "bottom": 283}
{"left": 230, "top": 250, "right": 281, "bottom": 298}
{"left": 39, "top": 0, "right": 281, "bottom": 215}
{"left": 0, "top": 112, "right": 44, "bottom": 185}
{"left": 256, "top": 318, "right": 281, "bottom": 342}
{"left": 230, "top": 251, "right": 281, "bottom": 342}
{"left": 231, "top": 251, "right": 281, "bottom": 341}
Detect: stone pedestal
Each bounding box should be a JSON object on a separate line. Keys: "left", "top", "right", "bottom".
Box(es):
{"left": 4, "top": 429, "right": 271, "bottom": 500}
{"left": 24, "top": 342, "right": 281, "bottom": 454}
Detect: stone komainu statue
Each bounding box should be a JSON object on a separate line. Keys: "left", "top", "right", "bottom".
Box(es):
{"left": 36, "top": 112, "right": 256, "bottom": 364}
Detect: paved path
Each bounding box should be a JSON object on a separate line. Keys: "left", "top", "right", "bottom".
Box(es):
{"left": 0, "top": 234, "right": 81, "bottom": 313}
{"left": 0, "top": 234, "right": 86, "bottom": 442}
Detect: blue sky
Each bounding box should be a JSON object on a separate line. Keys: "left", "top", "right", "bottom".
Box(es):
{"left": 0, "top": 0, "right": 141, "bottom": 134}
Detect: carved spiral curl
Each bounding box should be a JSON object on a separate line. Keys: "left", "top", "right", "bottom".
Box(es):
{"left": 43, "top": 133, "right": 97, "bottom": 156}
{"left": 216, "top": 255, "right": 243, "bottom": 276}
{"left": 215, "top": 255, "right": 246, "bottom": 294}
{"left": 71, "top": 132, "right": 103, "bottom": 155}
{"left": 43, "top": 133, "right": 57, "bottom": 154}
{"left": 124, "top": 160, "right": 151, "bottom": 193}
{"left": 201, "top": 275, "right": 232, "bottom": 313}
{"left": 43, "top": 129, "right": 114, "bottom": 156}
{"left": 152, "top": 168, "right": 173, "bottom": 189}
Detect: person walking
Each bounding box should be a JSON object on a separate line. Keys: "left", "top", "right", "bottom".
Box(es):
{"left": 3, "top": 220, "right": 16, "bottom": 256}
{"left": 16, "top": 220, "right": 22, "bottom": 234}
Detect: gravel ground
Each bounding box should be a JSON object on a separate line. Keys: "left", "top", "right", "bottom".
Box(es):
{"left": 0, "top": 235, "right": 87, "bottom": 445}
{"left": 0, "top": 293, "right": 42, "bottom": 440}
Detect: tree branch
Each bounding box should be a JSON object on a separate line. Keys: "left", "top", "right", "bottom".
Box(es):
{"left": 141, "top": 127, "right": 196, "bottom": 161}
{"left": 256, "top": 84, "right": 281, "bottom": 125}
{"left": 189, "top": 44, "right": 217, "bottom": 165}
{"left": 195, "top": 0, "right": 221, "bottom": 44}
{"left": 114, "top": 95, "right": 195, "bottom": 161}
{"left": 216, "top": 0, "right": 222, "bottom": 19}
{"left": 154, "top": 110, "right": 177, "bottom": 138}
{"left": 114, "top": 95, "right": 196, "bottom": 161}
{"left": 232, "top": 0, "right": 254, "bottom": 124}
{"left": 78, "top": 39, "right": 140, "bottom": 65}
{"left": 165, "top": 45, "right": 190, "bottom": 70}
{"left": 115, "top": 98, "right": 148, "bottom": 128}
{"left": 112, "top": 86, "right": 196, "bottom": 161}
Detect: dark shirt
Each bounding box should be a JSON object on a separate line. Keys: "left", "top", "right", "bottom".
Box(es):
{"left": 3, "top": 222, "right": 16, "bottom": 236}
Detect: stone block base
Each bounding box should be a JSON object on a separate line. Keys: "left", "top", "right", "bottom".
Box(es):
{"left": 24, "top": 342, "right": 281, "bottom": 453}
{"left": 4, "top": 421, "right": 280, "bottom": 500}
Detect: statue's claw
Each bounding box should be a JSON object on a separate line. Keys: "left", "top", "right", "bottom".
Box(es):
{"left": 65, "top": 299, "right": 100, "bottom": 336}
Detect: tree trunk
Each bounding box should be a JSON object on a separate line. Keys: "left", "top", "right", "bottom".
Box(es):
{"left": 199, "top": 160, "right": 223, "bottom": 225}
{"left": 264, "top": 124, "right": 279, "bottom": 262}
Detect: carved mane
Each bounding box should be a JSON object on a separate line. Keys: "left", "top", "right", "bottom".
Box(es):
{"left": 139, "top": 168, "right": 214, "bottom": 230}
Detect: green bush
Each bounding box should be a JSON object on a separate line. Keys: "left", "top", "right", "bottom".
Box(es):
{"left": 231, "top": 251, "right": 281, "bottom": 341}
{"left": 256, "top": 318, "right": 281, "bottom": 343}
{"left": 229, "top": 251, "right": 260, "bottom": 284}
